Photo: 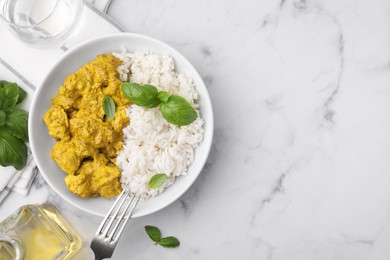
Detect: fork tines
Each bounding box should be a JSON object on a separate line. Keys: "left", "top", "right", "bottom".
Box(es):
{"left": 96, "top": 189, "right": 140, "bottom": 244}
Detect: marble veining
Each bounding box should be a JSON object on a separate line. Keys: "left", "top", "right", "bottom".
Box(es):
{"left": 2, "top": 0, "right": 390, "bottom": 259}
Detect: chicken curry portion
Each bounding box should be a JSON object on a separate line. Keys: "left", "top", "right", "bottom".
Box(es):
{"left": 44, "top": 54, "right": 130, "bottom": 198}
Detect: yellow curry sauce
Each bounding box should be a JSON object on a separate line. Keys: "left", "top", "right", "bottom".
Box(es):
{"left": 44, "top": 54, "right": 130, "bottom": 198}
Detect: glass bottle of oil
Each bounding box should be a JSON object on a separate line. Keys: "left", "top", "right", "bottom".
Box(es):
{"left": 0, "top": 204, "right": 82, "bottom": 260}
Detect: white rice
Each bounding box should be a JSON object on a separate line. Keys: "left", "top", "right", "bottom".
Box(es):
{"left": 114, "top": 51, "right": 204, "bottom": 199}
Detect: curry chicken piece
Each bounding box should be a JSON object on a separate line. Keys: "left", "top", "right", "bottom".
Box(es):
{"left": 91, "top": 165, "right": 122, "bottom": 198}
{"left": 111, "top": 107, "right": 129, "bottom": 132}
{"left": 44, "top": 54, "right": 130, "bottom": 199}
{"left": 72, "top": 137, "right": 98, "bottom": 159}
{"left": 104, "top": 107, "right": 129, "bottom": 159}
{"left": 43, "top": 105, "right": 70, "bottom": 141}
{"left": 64, "top": 164, "right": 122, "bottom": 199}
{"left": 69, "top": 117, "right": 113, "bottom": 149}
{"left": 50, "top": 141, "right": 80, "bottom": 175}
{"left": 103, "top": 77, "right": 129, "bottom": 107}
{"left": 64, "top": 154, "right": 121, "bottom": 198}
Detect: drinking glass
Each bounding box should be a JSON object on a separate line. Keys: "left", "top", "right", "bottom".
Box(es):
{"left": 0, "top": 0, "right": 84, "bottom": 48}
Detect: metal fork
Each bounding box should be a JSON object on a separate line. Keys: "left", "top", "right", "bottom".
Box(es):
{"left": 90, "top": 189, "right": 140, "bottom": 260}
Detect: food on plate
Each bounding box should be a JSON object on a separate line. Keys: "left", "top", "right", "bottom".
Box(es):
{"left": 121, "top": 82, "right": 198, "bottom": 126}
{"left": 115, "top": 51, "right": 204, "bottom": 198}
{"left": 102, "top": 95, "right": 116, "bottom": 120}
{"left": 44, "top": 51, "right": 204, "bottom": 200}
{"left": 44, "top": 54, "right": 129, "bottom": 198}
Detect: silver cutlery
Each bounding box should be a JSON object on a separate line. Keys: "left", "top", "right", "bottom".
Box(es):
{"left": 90, "top": 189, "right": 140, "bottom": 260}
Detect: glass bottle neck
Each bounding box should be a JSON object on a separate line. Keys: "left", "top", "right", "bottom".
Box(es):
{"left": 0, "top": 234, "right": 25, "bottom": 260}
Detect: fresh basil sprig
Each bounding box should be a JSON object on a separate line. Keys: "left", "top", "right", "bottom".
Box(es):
{"left": 158, "top": 237, "right": 181, "bottom": 248}
{"left": 121, "top": 83, "right": 161, "bottom": 108}
{"left": 160, "top": 95, "right": 197, "bottom": 126}
{"left": 0, "top": 80, "right": 26, "bottom": 107}
{"left": 157, "top": 91, "right": 170, "bottom": 103}
{"left": 5, "top": 108, "right": 28, "bottom": 142}
{"left": 102, "top": 96, "right": 116, "bottom": 120}
{"left": 0, "top": 83, "right": 19, "bottom": 111}
{"left": 148, "top": 173, "right": 168, "bottom": 189}
{"left": 0, "top": 129, "right": 27, "bottom": 170}
{"left": 121, "top": 83, "right": 197, "bottom": 126}
{"left": 145, "top": 225, "right": 180, "bottom": 248}
{"left": 0, "top": 111, "right": 6, "bottom": 126}
{"left": 0, "top": 80, "right": 28, "bottom": 170}
{"left": 145, "top": 225, "right": 161, "bottom": 243}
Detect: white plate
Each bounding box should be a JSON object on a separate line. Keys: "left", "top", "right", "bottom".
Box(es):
{"left": 29, "top": 33, "right": 214, "bottom": 217}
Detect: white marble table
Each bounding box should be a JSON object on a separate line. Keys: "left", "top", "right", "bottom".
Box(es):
{"left": 2, "top": 0, "right": 390, "bottom": 259}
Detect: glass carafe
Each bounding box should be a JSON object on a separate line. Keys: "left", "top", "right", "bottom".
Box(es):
{"left": 0, "top": 204, "right": 82, "bottom": 260}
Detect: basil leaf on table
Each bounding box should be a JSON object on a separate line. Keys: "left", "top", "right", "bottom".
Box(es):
{"left": 16, "top": 86, "right": 27, "bottom": 104}
{"left": 158, "top": 236, "right": 180, "bottom": 248}
{"left": 145, "top": 225, "right": 181, "bottom": 248}
{"left": 121, "top": 83, "right": 161, "bottom": 108}
{"left": 5, "top": 108, "right": 28, "bottom": 142}
{"left": 0, "top": 80, "right": 7, "bottom": 88}
{"left": 0, "top": 127, "right": 27, "bottom": 170}
{"left": 160, "top": 95, "right": 197, "bottom": 126}
{"left": 0, "top": 111, "right": 6, "bottom": 126}
{"left": 145, "top": 225, "right": 162, "bottom": 243}
{"left": 102, "top": 96, "right": 116, "bottom": 120}
{"left": 0, "top": 83, "right": 19, "bottom": 111}
{"left": 0, "top": 81, "right": 27, "bottom": 104}
{"left": 148, "top": 173, "right": 168, "bottom": 189}
{"left": 0, "top": 80, "right": 29, "bottom": 170}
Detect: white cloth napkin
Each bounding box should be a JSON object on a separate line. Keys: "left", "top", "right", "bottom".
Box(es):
{"left": 87, "top": 0, "right": 113, "bottom": 13}
{"left": 0, "top": 155, "right": 37, "bottom": 203}
{"left": 0, "top": 0, "right": 123, "bottom": 200}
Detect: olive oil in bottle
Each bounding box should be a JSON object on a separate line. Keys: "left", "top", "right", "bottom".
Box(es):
{"left": 0, "top": 204, "right": 82, "bottom": 260}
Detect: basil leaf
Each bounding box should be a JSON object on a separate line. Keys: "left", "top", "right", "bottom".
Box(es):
{"left": 157, "top": 91, "right": 170, "bottom": 103}
{"left": 0, "top": 81, "right": 27, "bottom": 104}
{"left": 0, "top": 83, "right": 19, "bottom": 111}
{"left": 0, "top": 80, "right": 9, "bottom": 88}
{"left": 0, "top": 111, "right": 6, "bottom": 126}
{"left": 121, "top": 83, "right": 161, "bottom": 108}
{"left": 148, "top": 173, "right": 168, "bottom": 189}
{"left": 5, "top": 108, "right": 28, "bottom": 142}
{"left": 16, "top": 87, "right": 27, "bottom": 104}
{"left": 0, "top": 127, "right": 27, "bottom": 170}
{"left": 158, "top": 236, "right": 180, "bottom": 248}
{"left": 160, "top": 95, "right": 197, "bottom": 126}
{"left": 102, "top": 96, "right": 116, "bottom": 120}
{"left": 145, "top": 226, "right": 162, "bottom": 243}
